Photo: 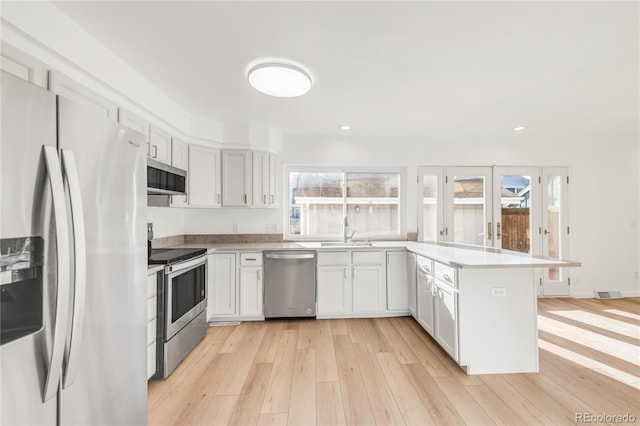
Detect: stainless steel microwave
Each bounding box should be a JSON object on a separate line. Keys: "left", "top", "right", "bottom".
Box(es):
{"left": 147, "top": 159, "right": 186, "bottom": 195}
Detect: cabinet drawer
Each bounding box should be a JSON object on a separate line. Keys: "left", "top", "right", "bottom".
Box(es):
{"left": 416, "top": 256, "right": 433, "bottom": 275}
{"left": 434, "top": 262, "right": 457, "bottom": 287}
{"left": 240, "top": 252, "right": 263, "bottom": 266}
{"left": 147, "top": 273, "right": 157, "bottom": 299}
{"left": 147, "top": 342, "right": 156, "bottom": 380}
{"left": 352, "top": 250, "right": 383, "bottom": 265}
{"left": 147, "top": 318, "right": 156, "bottom": 345}
{"left": 317, "top": 251, "right": 349, "bottom": 266}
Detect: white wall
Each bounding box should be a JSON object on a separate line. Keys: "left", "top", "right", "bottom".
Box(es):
{"left": 278, "top": 133, "right": 640, "bottom": 297}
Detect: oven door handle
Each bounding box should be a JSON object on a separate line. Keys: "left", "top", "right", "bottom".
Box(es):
{"left": 166, "top": 255, "right": 207, "bottom": 275}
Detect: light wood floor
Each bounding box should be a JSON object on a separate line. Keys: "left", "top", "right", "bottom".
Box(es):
{"left": 148, "top": 298, "right": 640, "bottom": 425}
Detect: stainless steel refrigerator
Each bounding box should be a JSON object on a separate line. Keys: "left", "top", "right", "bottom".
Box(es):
{"left": 0, "top": 70, "right": 148, "bottom": 425}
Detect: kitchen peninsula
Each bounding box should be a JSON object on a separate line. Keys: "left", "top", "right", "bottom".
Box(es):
{"left": 165, "top": 239, "right": 579, "bottom": 375}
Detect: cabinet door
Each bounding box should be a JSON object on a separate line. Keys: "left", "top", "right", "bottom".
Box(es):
{"left": 352, "top": 265, "right": 385, "bottom": 313}
{"left": 170, "top": 137, "right": 189, "bottom": 206}
{"left": 252, "top": 151, "right": 269, "bottom": 207}
{"left": 188, "top": 144, "right": 221, "bottom": 207}
{"left": 207, "top": 254, "right": 237, "bottom": 318}
{"left": 268, "top": 153, "right": 277, "bottom": 207}
{"left": 417, "top": 273, "right": 435, "bottom": 336}
{"left": 222, "top": 150, "right": 251, "bottom": 206}
{"left": 239, "top": 267, "right": 263, "bottom": 317}
{"left": 49, "top": 70, "right": 117, "bottom": 121}
{"left": 407, "top": 253, "right": 417, "bottom": 317}
{"left": 148, "top": 125, "right": 172, "bottom": 165}
{"left": 317, "top": 266, "right": 351, "bottom": 314}
{"left": 434, "top": 280, "right": 458, "bottom": 362}
{"left": 386, "top": 251, "right": 408, "bottom": 311}
{"left": 1, "top": 42, "right": 45, "bottom": 87}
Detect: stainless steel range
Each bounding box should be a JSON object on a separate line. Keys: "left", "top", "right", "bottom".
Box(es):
{"left": 149, "top": 247, "right": 207, "bottom": 379}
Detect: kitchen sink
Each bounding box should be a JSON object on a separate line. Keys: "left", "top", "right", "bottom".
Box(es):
{"left": 320, "top": 241, "right": 373, "bottom": 247}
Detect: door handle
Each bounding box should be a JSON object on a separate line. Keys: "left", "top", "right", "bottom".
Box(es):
{"left": 42, "top": 146, "right": 71, "bottom": 402}
{"left": 61, "top": 150, "right": 87, "bottom": 389}
{"left": 263, "top": 194, "right": 266, "bottom": 204}
{"left": 487, "top": 222, "right": 492, "bottom": 240}
{"left": 497, "top": 222, "right": 501, "bottom": 240}
{"left": 217, "top": 193, "right": 220, "bottom": 204}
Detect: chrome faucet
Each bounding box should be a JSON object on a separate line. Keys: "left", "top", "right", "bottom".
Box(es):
{"left": 343, "top": 216, "right": 355, "bottom": 242}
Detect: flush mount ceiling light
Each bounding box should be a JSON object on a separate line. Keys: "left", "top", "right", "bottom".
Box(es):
{"left": 339, "top": 124, "right": 352, "bottom": 130}
{"left": 513, "top": 125, "right": 527, "bottom": 132}
{"left": 247, "top": 62, "right": 312, "bottom": 98}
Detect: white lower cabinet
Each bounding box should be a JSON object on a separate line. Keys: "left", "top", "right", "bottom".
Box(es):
{"left": 433, "top": 279, "right": 459, "bottom": 362}
{"left": 386, "top": 251, "right": 408, "bottom": 311}
{"left": 207, "top": 253, "right": 237, "bottom": 319}
{"left": 407, "top": 252, "right": 417, "bottom": 317}
{"left": 146, "top": 271, "right": 158, "bottom": 380}
{"left": 207, "top": 252, "right": 264, "bottom": 321}
{"left": 239, "top": 266, "right": 263, "bottom": 317}
{"left": 416, "top": 271, "right": 435, "bottom": 336}
{"left": 317, "top": 265, "right": 351, "bottom": 315}
{"left": 352, "top": 265, "right": 385, "bottom": 313}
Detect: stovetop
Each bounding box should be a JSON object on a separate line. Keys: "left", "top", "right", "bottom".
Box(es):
{"left": 148, "top": 247, "right": 207, "bottom": 265}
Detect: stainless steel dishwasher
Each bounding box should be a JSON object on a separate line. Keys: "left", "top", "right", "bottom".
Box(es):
{"left": 263, "top": 251, "right": 316, "bottom": 318}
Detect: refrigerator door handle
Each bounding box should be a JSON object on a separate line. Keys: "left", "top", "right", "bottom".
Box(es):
{"left": 61, "top": 149, "right": 87, "bottom": 389}
{"left": 42, "top": 145, "right": 71, "bottom": 402}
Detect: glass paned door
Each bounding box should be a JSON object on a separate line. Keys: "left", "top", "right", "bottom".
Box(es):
{"left": 417, "top": 167, "right": 444, "bottom": 241}
{"left": 492, "top": 167, "right": 541, "bottom": 254}
{"left": 542, "top": 167, "right": 570, "bottom": 296}
{"left": 446, "top": 167, "right": 493, "bottom": 246}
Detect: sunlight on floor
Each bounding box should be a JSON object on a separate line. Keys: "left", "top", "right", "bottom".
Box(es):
{"left": 603, "top": 309, "right": 640, "bottom": 321}
{"left": 547, "top": 309, "right": 640, "bottom": 338}
{"left": 538, "top": 339, "right": 640, "bottom": 390}
{"left": 538, "top": 315, "right": 640, "bottom": 366}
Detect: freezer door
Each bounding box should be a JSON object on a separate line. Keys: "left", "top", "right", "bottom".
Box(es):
{"left": 57, "top": 97, "right": 147, "bottom": 425}
{"left": 0, "top": 72, "right": 60, "bottom": 424}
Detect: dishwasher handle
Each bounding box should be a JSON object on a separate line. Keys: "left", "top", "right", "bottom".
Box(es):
{"left": 265, "top": 253, "right": 315, "bottom": 260}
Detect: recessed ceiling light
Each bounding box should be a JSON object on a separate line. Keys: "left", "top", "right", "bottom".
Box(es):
{"left": 247, "top": 62, "right": 312, "bottom": 98}
{"left": 513, "top": 125, "right": 527, "bottom": 132}
{"left": 339, "top": 124, "right": 352, "bottom": 130}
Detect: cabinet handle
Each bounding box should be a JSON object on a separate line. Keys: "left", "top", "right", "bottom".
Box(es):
{"left": 352, "top": 267, "right": 356, "bottom": 279}
{"left": 151, "top": 145, "right": 158, "bottom": 159}
{"left": 217, "top": 194, "right": 220, "bottom": 204}
{"left": 146, "top": 142, "right": 150, "bottom": 157}
{"left": 344, "top": 268, "right": 347, "bottom": 279}
{"left": 244, "top": 194, "right": 247, "bottom": 204}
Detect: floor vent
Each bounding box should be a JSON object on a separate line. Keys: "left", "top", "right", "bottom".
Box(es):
{"left": 594, "top": 290, "right": 623, "bottom": 299}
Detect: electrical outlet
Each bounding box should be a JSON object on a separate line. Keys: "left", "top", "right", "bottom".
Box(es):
{"left": 232, "top": 224, "right": 239, "bottom": 233}
{"left": 491, "top": 287, "right": 506, "bottom": 297}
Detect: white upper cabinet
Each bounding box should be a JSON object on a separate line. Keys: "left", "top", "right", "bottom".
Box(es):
{"left": 188, "top": 144, "right": 221, "bottom": 208}
{"left": 118, "top": 108, "right": 150, "bottom": 141}
{"left": 49, "top": 70, "right": 117, "bottom": 121}
{"left": 268, "top": 153, "right": 277, "bottom": 207}
{"left": 148, "top": 125, "right": 172, "bottom": 165}
{"left": 170, "top": 137, "right": 189, "bottom": 206}
{"left": 252, "top": 151, "right": 269, "bottom": 207}
{"left": 222, "top": 149, "right": 252, "bottom": 207}
{"left": 0, "top": 42, "right": 45, "bottom": 87}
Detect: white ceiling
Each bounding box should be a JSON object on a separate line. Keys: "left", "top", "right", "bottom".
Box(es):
{"left": 52, "top": 1, "right": 638, "bottom": 141}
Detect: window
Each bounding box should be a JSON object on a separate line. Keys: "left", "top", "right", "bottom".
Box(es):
{"left": 286, "top": 167, "right": 404, "bottom": 240}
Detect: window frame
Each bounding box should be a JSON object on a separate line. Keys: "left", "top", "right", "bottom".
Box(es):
{"left": 283, "top": 165, "right": 407, "bottom": 241}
